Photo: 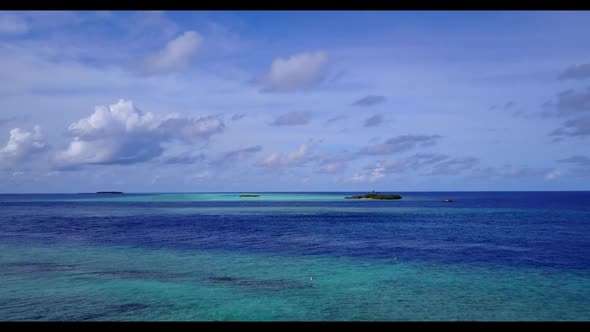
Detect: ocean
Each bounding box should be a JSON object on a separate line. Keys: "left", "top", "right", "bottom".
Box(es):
{"left": 0, "top": 192, "right": 589, "bottom": 321}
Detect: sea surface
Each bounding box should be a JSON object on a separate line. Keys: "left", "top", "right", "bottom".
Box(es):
{"left": 0, "top": 191, "right": 589, "bottom": 321}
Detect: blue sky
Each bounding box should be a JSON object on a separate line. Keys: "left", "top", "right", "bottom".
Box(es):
{"left": 1, "top": 10, "right": 590, "bottom": 192}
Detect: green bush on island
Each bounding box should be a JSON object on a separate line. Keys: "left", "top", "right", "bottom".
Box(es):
{"left": 345, "top": 192, "right": 402, "bottom": 200}
{"left": 239, "top": 194, "right": 260, "bottom": 197}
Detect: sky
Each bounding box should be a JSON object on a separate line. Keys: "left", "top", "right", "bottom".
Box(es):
{"left": 1, "top": 10, "right": 590, "bottom": 193}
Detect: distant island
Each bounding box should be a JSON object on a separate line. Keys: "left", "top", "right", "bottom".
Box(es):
{"left": 239, "top": 194, "right": 260, "bottom": 197}
{"left": 345, "top": 192, "right": 402, "bottom": 200}
{"left": 96, "top": 191, "right": 124, "bottom": 194}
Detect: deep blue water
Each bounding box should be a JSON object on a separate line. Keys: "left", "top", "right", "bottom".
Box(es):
{"left": 1, "top": 192, "right": 589, "bottom": 320}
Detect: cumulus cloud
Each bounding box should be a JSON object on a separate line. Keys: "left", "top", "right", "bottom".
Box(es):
{"left": 271, "top": 111, "right": 312, "bottom": 126}
{"left": 211, "top": 145, "right": 262, "bottom": 168}
{"left": 0, "top": 13, "right": 29, "bottom": 35}
{"left": 0, "top": 125, "right": 47, "bottom": 163}
{"left": 144, "top": 31, "right": 203, "bottom": 72}
{"left": 559, "top": 63, "right": 590, "bottom": 80}
{"left": 259, "top": 51, "right": 329, "bottom": 92}
{"left": 364, "top": 114, "right": 385, "bottom": 127}
{"left": 257, "top": 143, "right": 315, "bottom": 168}
{"left": 359, "top": 135, "right": 442, "bottom": 155}
{"left": 55, "top": 99, "right": 224, "bottom": 169}
{"left": 352, "top": 95, "right": 386, "bottom": 107}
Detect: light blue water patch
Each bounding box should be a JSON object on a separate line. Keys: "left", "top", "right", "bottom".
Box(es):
{"left": 1, "top": 192, "right": 432, "bottom": 203}
{"left": 71, "top": 193, "right": 358, "bottom": 202}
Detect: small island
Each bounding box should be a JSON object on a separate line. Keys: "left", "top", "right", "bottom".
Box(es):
{"left": 96, "top": 191, "right": 124, "bottom": 194}
{"left": 239, "top": 194, "right": 260, "bottom": 198}
{"left": 345, "top": 192, "right": 402, "bottom": 200}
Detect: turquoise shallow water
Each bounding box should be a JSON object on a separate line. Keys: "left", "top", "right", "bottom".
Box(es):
{"left": 1, "top": 243, "right": 588, "bottom": 321}
{"left": 72, "top": 192, "right": 351, "bottom": 202}
{"left": 0, "top": 192, "right": 589, "bottom": 320}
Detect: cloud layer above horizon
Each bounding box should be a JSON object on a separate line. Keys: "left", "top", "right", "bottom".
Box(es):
{"left": 1, "top": 10, "right": 589, "bottom": 192}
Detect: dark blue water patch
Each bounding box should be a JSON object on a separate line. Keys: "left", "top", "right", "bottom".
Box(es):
{"left": 1, "top": 192, "right": 589, "bottom": 271}
{"left": 2, "top": 208, "right": 590, "bottom": 271}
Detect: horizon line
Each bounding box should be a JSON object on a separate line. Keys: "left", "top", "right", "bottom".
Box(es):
{"left": 1, "top": 190, "right": 590, "bottom": 195}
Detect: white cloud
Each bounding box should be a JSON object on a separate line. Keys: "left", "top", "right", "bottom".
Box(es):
{"left": 0, "top": 125, "right": 47, "bottom": 163}
{"left": 150, "top": 175, "right": 161, "bottom": 184}
{"left": 56, "top": 99, "right": 224, "bottom": 168}
{"left": 344, "top": 161, "right": 389, "bottom": 183}
{"left": 345, "top": 153, "right": 477, "bottom": 183}
{"left": 346, "top": 167, "right": 385, "bottom": 183}
{"left": 257, "top": 143, "right": 314, "bottom": 168}
{"left": 545, "top": 170, "right": 561, "bottom": 180}
{"left": 144, "top": 31, "right": 203, "bottom": 72}
{"left": 260, "top": 51, "right": 329, "bottom": 92}
{"left": 317, "top": 161, "right": 346, "bottom": 174}
{"left": 191, "top": 170, "right": 211, "bottom": 181}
